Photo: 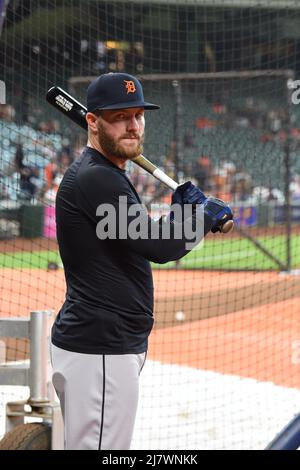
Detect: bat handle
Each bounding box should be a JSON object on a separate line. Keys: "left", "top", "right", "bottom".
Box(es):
{"left": 132, "top": 155, "right": 178, "bottom": 191}
{"left": 151, "top": 168, "right": 178, "bottom": 191}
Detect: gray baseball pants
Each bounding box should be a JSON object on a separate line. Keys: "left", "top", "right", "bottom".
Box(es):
{"left": 50, "top": 343, "right": 146, "bottom": 450}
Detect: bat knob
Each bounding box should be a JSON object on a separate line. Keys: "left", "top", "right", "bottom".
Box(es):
{"left": 220, "top": 220, "right": 234, "bottom": 234}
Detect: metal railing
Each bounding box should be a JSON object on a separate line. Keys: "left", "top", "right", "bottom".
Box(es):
{"left": 0, "top": 310, "right": 64, "bottom": 449}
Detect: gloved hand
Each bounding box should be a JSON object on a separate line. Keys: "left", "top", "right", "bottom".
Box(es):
{"left": 203, "top": 196, "right": 233, "bottom": 233}
{"left": 171, "top": 181, "right": 207, "bottom": 206}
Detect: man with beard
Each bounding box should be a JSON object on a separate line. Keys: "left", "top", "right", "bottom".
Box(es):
{"left": 51, "top": 73, "right": 232, "bottom": 450}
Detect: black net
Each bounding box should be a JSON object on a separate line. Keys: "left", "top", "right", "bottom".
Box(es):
{"left": 0, "top": 0, "right": 300, "bottom": 450}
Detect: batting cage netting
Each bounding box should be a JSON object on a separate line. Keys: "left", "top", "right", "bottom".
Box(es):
{"left": 0, "top": 0, "right": 300, "bottom": 450}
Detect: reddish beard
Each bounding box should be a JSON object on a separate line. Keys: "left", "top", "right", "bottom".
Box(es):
{"left": 97, "top": 121, "right": 144, "bottom": 160}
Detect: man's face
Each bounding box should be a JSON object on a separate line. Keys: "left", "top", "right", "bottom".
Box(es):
{"left": 96, "top": 107, "right": 145, "bottom": 160}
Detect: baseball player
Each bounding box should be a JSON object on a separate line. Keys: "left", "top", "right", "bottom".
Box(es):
{"left": 50, "top": 72, "right": 233, "bottom": 450}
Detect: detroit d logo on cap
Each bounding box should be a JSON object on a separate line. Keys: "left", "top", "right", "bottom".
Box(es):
{"left": 124, "top": 80, "right": 136, "bottom": 94}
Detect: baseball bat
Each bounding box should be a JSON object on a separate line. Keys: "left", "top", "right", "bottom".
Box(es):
{"left": 46, "top": 86, "right": 233, "bottom": 234}
{"left": 46, "top": 86, "right": 178, "bottom": 189}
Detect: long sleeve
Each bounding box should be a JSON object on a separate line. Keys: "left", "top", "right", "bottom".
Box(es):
{"left": 76, "top": 164, "right": 211, "bottom": 264}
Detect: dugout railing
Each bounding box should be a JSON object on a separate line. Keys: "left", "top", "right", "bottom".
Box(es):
{"left": 0, "top": 310, "right": 63, "bottom": 450}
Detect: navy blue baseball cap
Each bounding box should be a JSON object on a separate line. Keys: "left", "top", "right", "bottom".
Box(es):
{"left": 86, "top": 73, "right": 160, "bottom": 112}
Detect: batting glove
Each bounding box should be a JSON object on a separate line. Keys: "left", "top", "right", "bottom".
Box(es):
{"left": 203, "top": 196, "right": 233, "bottom": 233}
{"left": 171, "top": 181, "right": 207, "bottom": 206}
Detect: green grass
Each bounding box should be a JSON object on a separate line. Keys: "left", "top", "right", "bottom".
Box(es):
{"left": 0, "top": 235, "right": 299, "bottom": 271}
{"left": 152, "top": 235, "right": 300, "bottom": 270}
{"left": 0, "top": 250, "right": 62, "bottom": 269}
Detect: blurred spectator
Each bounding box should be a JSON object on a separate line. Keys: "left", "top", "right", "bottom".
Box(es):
{"left": 195, "top": 117, "right": 214, "bottom": 129}
{"left": 58, "top": 151, "right": 73, "bottom": 175}
{"left": 0, "top": 104, "right": 16, "bottom": 122}
{"left": 0, "top": 171, "right": 10, "bottom": 200}
{"left": 164, "top": 140, "right": 178, "bottom": 181}
{"left": 290, "top": 175, "right": 300, "bottom": 201}
{"left": 252, "top": 186, "right": 284, "bottom": 204}
{"left": 14, "top": 144, "right": 39, "bottom": 201}
{"left": 73, "top": 136, "right": 86, "bottom": 160}
{"left": 183, "top": 130, "right": 196, "bottom": 148}
{"left": 193, "top": 155, "right": 212, "bottom": 191}
{"left": 37, "top": 119, "right": 60, "bottom": 133}
{"left": 231, "top": 167, "right": 252, "bottom": 202}
{"left": 44, "top": 157, "right": 59, "bottom": 194}
{"left": 43, "top": 150, "right": 73, "bottom": 204}
{"left": 267, "top": 110, "right": 282, "bottom": 134}
{"left": 212, "top": 103, "right": 227, "bottom": 115}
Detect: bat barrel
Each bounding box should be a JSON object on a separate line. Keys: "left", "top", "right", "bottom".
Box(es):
{"left": 46, "top": 86, "right": 88, "bottom": 131}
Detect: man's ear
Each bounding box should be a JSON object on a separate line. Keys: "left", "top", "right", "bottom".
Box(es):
{"left": 86, "top": 112, "right": 99, "bottom": 133}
